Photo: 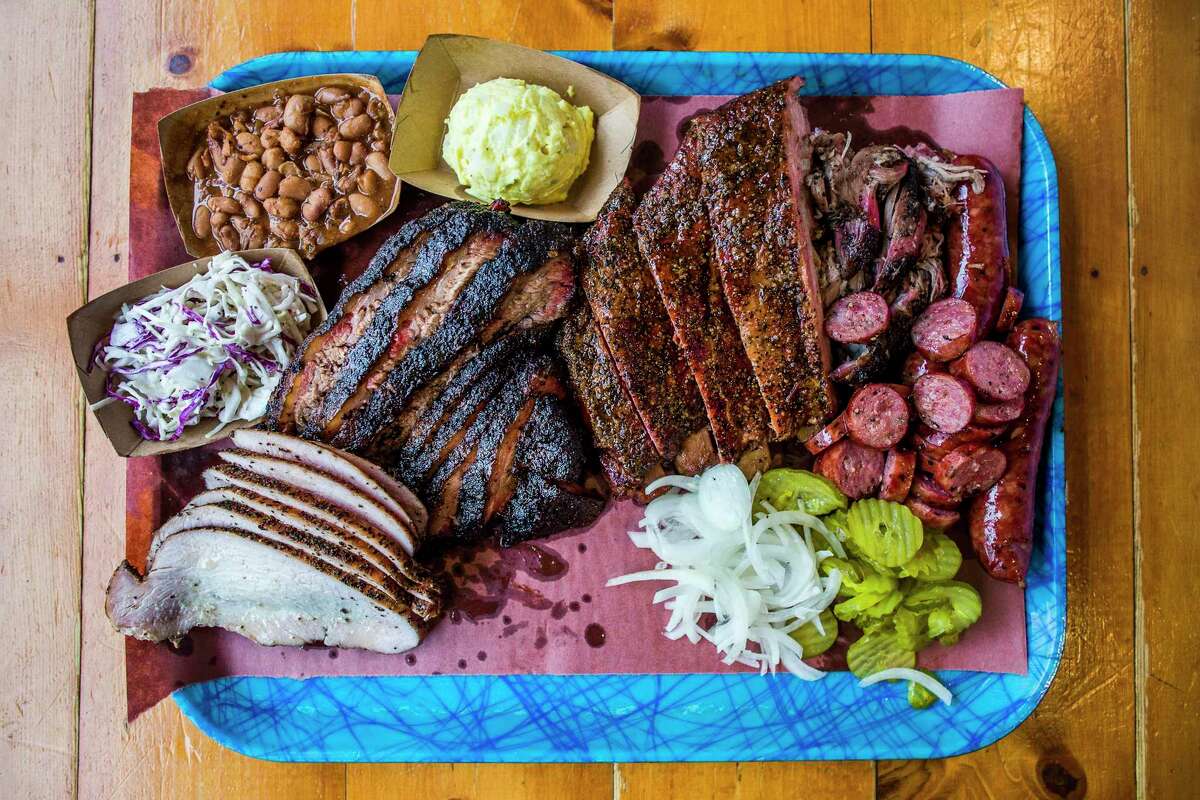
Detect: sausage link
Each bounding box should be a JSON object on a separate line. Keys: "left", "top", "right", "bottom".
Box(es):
{"left": 968, "top": 318, "right": 1061, "bottom": 583}
{"left": 948, "top": 154, "right": 1009, "bottom": 336}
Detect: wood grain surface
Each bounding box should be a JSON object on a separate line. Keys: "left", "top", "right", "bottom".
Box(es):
{"left": 3, "top": 0, "right": 1193, "bottom": 797}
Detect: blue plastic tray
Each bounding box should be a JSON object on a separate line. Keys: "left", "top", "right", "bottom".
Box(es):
{"left": 177, "top": 50, "right": 1065, "bottom": 762}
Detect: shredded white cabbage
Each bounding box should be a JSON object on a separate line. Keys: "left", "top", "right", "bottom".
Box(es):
{"left": 94, "top": 251, "right": 319, "bottom": 441}
{"left": 858, "top": 668, "right": 954, "bottom": 706}
{"left": 607, "top": 464, "right": 841, "bottom": 680}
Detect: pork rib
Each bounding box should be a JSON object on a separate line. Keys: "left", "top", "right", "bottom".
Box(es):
{"left": 581, "top": 180, "right": 708, "bottom": 462}
{"left": 697, "top": 78, "right": 834, "bottom": 437}
{"left": 634, "top": 125, "right": 771, "bottom": 461}
{"left": 556, "top": 304, "right": 663, "bottom": 497}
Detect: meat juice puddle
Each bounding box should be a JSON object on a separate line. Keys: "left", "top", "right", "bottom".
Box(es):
{"left": 432, "top": 538, "right": 608, "bottom": 660}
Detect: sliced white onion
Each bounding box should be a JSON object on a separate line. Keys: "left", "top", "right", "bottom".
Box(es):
{"left": 858, "top": 668, "right": 954, "bottom": 706}
{"left": 608, "top": 464, "right": 841, "bottom": 680}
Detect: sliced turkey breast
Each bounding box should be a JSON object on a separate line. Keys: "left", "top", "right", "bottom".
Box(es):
{"left": 187, "top": 487, "right": 442, "bottom": 613}
{"left": 200, "top": 463, "right": 438, "bottom": 603}
{"left": 229, "top": 429, "right": 429, "bottom": 536}
{"left": 146, "top": 499, "right": 417, "bottom": 609}
{"left": 218, "top": 449, "right": 418, "bottom": 555}
{"left": 107, "top": 527, "right": 426, "bottom": 653}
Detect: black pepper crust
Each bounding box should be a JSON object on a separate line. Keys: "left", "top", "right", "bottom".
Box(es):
{"left": 331, "top": 216, "right": 577, "bottom": 452}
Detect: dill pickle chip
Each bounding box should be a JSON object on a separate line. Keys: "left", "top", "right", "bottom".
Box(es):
{"left": 898, "top": 532, "right": 963, "bottom": 582}
{"left": 789, "top": 608, "right": 838, "bottom": 658}
{"left": 755, "top": 468, "right": 848, "bottom": 515}
{"left": 821, "top": 557, "right": 897, "bottom": 597}
{"left": 893, "top": 607, "right": 932, "bottom": 651}
{"left": 908, "top": 676, "right": 938, "bottom": 709}
{"left": 903, "top": 580, "right": 982, "bottom": 643}
{"left": 836, "top": 589, "right": 904, "bottom": 629}
{"left": 846, "top": 499, "right": 925, "bottom": 567}
{"left": 846, "top": 628, "right": 917, "bottom": 679}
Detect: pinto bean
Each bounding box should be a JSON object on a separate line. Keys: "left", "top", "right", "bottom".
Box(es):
{"left": 357, "top": 168, "right": 379, "bottom": 195}
{"left": 282, "top": 94, "right": 314, "bottom": 135}
{"left": 328, "top": 197, "right": 350, "bottom": 221}
{"left": 209, "top": 211, "right": 229, "bottom": 229}
{"left": 350, "top": 141, "right": 367, "bottom": 165}
{"left": 278, "top": 126, "right": 302, "bottom": 155}
{"left": 254, "top": 170, "right": 281, "bottom": 200}
{"left": 238, "top": 194, "right": 264, "bottom": 219}
{"left": 338, "top": 216, "right": 356, "bottom": 234}
{"left": 215, "top": 223, "right": 240, "bottom": 251}
{"left": 186, "top": 146, "right": 209, "bottom": 181}
{"left": 261, "top": 146, "right": 286, "bottom": 170}
{"left": 301, "top": 186, "right": 334, "bottom": 222}
{"left": 262, "top": 197, "right": 299, "bottom": 219}
{"left": 245, "top": 224, "right": 267, "bottom": 249}
{"left": 238, "top": 160, "right": 264, "bottom": 193}
{"left": 269, "top": 217, "right": 299, "bottom": 242}
{"left": 260, "top": 127, "right": 281, "bottom": 150}
{"left": 207, "top": 195, "right": 242, "bottom": 215}
{"left": 303, "top": 153, "right": 322, "bottom": 173}
{"left": 235, "top": 131, "right": 263, "bottom": 156}
{"left": 335, "top": 167, "right": 361, "bottom": 195}
{"left": 278, "top": 175, "right": 311, "bottom": 200}
{"left": 192, "top": 205, "right": 211, "bottom": 238}
{"left": 318, "top": 146, "right": 339, "bottom": 176}
{"left": 254, "top": 104, "right": 282, "bottom": 123}
{"left": 311, "top": 114, "right": 335, "bottom": 140}
{"left": 348, "top": 192, "right": 379, "bottom": 217}
{"left": 278, "top": 161, "right": 301, "bottom": 177}
{"left": 315, "top": 86, "right": 351, "bottom": 105}
{"left": 338, "top": 113, "right": 373, "bottom": 140}
{"left": 333, "top": 140, "right": 353, "bottom": 163}
{"left": 332, "top": 97, "right": 365, "bottom": 120}
{"left": 365, "top": 151, "right": 390, "bottom": 179}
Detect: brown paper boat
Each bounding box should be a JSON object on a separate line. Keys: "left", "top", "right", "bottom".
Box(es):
{"left": 158, "top": 74, "right": 402, "bottom": 259}
{"left": 66, "top": 248, "right": 327, "bottom": 457}
{"left": 389, "top": 34, "right": 641, "bottom": 223}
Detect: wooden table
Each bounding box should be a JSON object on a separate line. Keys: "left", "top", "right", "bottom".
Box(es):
{"left": 5, "top": 0, "right": 1195, "bottom": 796}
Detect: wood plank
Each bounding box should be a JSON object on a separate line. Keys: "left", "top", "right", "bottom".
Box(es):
{"left": 78, "top": 2, "right": 352, "bottom": 798}
{"left": 350, "top": 764, "right": 612, "bottom": 800}
{"left": 1127, "top": 0, "right": 1200, "bottom": 796}
{"left": 0, "top": 2, "right": 92, "bottom": 799}
{"left": 352, "top": 0, "right": 613, "bottom": 50}
{"left": 347, "top": 5, "right": 616, "bottom": 795}
{"left": 613, "top": 0, "right": 870, "bottom": 52}
{"left": 872, "top": 1, "right": 1133, "bottom": 796}
{"left": 610, "top": 4, "right": 875, "bottom": 798}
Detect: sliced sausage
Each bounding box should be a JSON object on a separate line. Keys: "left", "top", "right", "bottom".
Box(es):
{"left": 934, "top": 444, "right": 1007, "bottom": 497}
{"left": 846, "top": 384, "right": 910, "bottom": 450}
{"left": 911, "top": 473, "right": 962, "bottom": 510}
{"left": 948, "top": 154, "right": 1009, "bottom": 336}
{"left": 878, "top": 449, "right": 916, "bottom": 502}
{"left": 913, "top": 373, "right": 976, "bottom": 433}
{"left": 906, "top": 498, "right": 961, "bottom": 530}
{"left": 804, "top": 414, "right": 847, "bottom": 455}
{"left": 969, "top": 318, "right": 1061, "bottom": 583}
{"left": 900, "top": 351, "right": 943, "bottom": 386}
{"left": 996, "top": 286, "right": 1024, "bottom": 333}
{"left": 825, "top": 291, "right": 890, "bottom": 344}
{"left": 951, "top": 340, "right": 1030, "bottom": 401}
{"left": 813, "top": 439, "right": 885, "bottom": 499}
{"left": 914, "top": 424, "right": 1001, "bottom": 459}
{"left": 911, "top": 297, "right": 978, "bottom": 361}
{"left": 973, "top": 396, "right": 1025, "bottom": 426}
{"left": 883, "top": 382, "right": 912, "bottom": 399}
